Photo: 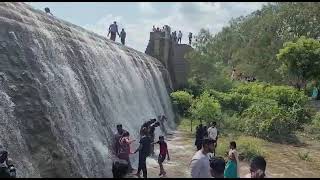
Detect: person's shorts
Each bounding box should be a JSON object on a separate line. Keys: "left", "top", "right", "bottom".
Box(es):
{"left": 158, "top": 154, "right": 166, "bottom": 164}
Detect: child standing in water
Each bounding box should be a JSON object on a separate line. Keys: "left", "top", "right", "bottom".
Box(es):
{"left": 224, "top": 141, "right": 239, "bottom": 178}
{"left": 152, "top": 136, "right": 170, "bottom": 177}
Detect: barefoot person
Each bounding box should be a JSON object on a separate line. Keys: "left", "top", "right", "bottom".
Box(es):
{"left": 152, "top": 136, "right": 170, "bottom": 177}
{"left": 224, "top": 141, "right": 239, "bottom": 178}
{"left": 190, "top": 138, "right": 215, "bottom": 178}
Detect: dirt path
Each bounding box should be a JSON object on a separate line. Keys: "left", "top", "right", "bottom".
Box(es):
{"left": 143, "top": 130, "right": 320, "bottom": 178}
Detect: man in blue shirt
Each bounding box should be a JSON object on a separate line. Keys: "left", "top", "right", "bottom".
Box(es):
{"left": 108, "top": 21, "right": 120, "bottom": 41}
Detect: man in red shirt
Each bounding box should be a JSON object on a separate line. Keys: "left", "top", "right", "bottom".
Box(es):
{"left": 152, "top": 136, "right": 170, "bottom": 176}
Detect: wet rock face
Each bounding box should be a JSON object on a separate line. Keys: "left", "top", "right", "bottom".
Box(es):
{"left": 0, "top": 2, "right": 175, "bottom": 177}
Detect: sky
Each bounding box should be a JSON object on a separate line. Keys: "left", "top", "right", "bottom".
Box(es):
{"left": 27, "top": 2, "right": 266, "bottom": 53}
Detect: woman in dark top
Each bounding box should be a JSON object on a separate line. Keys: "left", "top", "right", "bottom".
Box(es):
{"left": 134, "top": 127, "right": 152, "bottom": 178}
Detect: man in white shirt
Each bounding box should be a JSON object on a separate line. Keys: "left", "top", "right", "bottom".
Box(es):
{"left": 207, "top": 122, "right": 218, "bottom": 156}
{"left": 190, "top": 138, "right": 215, "bottom": 178}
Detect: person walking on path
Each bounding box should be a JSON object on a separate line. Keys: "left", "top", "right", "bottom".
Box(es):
{"left": 120, "top": 28, "right": 126, "bottom": 45}
{"left": 207, "top": 122, "right": 218, "bottom": 157}
{"left": 152, "top": 136, "right": 170, "bottom": 177}
{"left": 108, "top": 21, "right": 120, "bottom": 41}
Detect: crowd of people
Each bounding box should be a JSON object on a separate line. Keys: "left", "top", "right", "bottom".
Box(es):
{"left": 191, "top": 122, "right": 267, "bottom": 178}
{"left": 152, "top": 25, "right": 193, "bottom": 45}
{"left": 170, "top": 30, "right": 193, "bottom": 45}
{"left": 112, "top": 115, "right": 169, "bottom": 178}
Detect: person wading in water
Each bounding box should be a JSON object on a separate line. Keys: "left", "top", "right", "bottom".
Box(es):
{"left": 118, "top": 131, "right": 135, "bottom": 172}
{"left": 134, "top": 127, "right": 152, "bottom": 178}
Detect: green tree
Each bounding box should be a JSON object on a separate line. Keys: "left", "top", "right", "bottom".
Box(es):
{"left": 187, "top": 2, "right": 320, "bottom": 86}
{"left": 190, "top": 91, "right": 222, "bottom": 124}
{"left": 170, "top": 91, "right": 193, "bottom": 116}
{"left": 277, "top": 36, "right": 320, "bottom": 89}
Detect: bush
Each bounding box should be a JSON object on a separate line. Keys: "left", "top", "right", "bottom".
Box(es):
{"left": 215, "top": 136, "right": 265, "bottom": 162}
{"left": 304, "top": 112, "right": 320, "bottom": 139}
{"left": 177, "top": 118, "right": 201, "bottom": 135}
{"left": 297, "top": 151, "right": 312, "bottom": 162}
{"left": 190, "top": 91, "right": 222, "bottom": 124}
{"left": 241, "top": 100, "right": 299, "bottom": 140}
{"left": 170, "top": 91, "right": 193, "bottom": 116}
{"left": 237, "top": 137, "right": 265, "bottom": 161}
{"left": 232, "top": 82, "right": 308, "bottom": 108}
{"left": 208, "top": 89, "right": 255, "bottom": 114}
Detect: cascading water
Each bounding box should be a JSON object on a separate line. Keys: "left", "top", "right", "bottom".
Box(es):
{"left": 0, "top": 2, "right": 175, "bottom": 178}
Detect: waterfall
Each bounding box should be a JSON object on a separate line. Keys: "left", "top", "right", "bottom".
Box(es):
{"left": 0, "top": 2, "right": 175, "bottom": 177}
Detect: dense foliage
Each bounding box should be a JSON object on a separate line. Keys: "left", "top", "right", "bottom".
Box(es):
{"left": 175, "top": 2, "right": 320, "bottom": 142}
{"left": 190, "top": 92, "right": 222, "bottom": 124}
{"left": 187, "top": 2, "right": 320, "bottom": 86}
{"left": 170, "top": 91, "right": 193, "bottom": 116}
{"left": 277, "top": 36, "right": 320, "bottom": 89}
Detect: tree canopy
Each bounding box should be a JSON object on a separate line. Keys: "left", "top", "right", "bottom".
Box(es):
{"left": 186, "top": 2, "right": 320, "bottom": 88}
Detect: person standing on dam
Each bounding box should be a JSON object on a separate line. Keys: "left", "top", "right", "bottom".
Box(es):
{"left": 44, "top": 7, "right": 53, "bottom": 16}
{"left": 178, "top": 30, "right": 183, "bottom": 44}
{"left": 108, "top": 21, "right": 120, "bottom": 41}
{"left": 188, "top": 32, "right": 193, "bottom": 45}
{"left": 120, "top": 28, "right": 126, "bottom": 45}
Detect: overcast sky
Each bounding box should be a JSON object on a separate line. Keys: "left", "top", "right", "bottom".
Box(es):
{"left": 27, "top": 2, "right": 266, "bottom": 53}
